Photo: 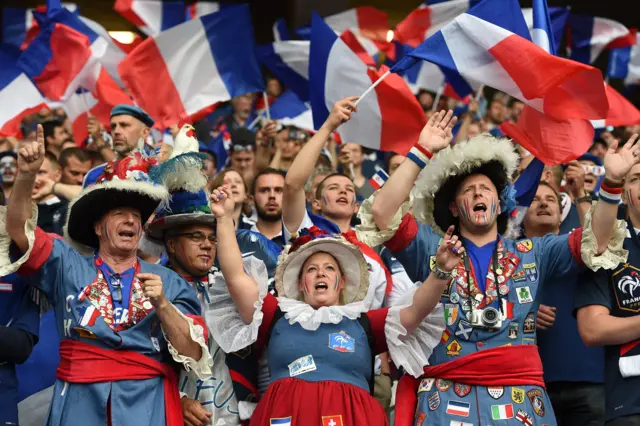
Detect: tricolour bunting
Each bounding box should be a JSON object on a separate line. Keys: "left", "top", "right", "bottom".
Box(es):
{"left": 119, "top": 4, "right": 264, "bottom": 128}
{"left": 309, "top": 12, "right": 426, "bottom": 154}
{"left": 391, "top": 0, "right": 608, "bottom": 165}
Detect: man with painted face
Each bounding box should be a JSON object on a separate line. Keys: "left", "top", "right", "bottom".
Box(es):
{"left": 360, "top": 109, "right": 632, "bottom": 425}
{"left": 0, "top": 125, "right": 211, "bottom": 426}
{"left": 576, "top": 151, "right": 640, "bottom": 426}
{"left": 0, "top": 151, "right": 17, "bottom": 200}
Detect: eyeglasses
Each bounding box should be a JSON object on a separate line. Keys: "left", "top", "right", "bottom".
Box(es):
{"left": 581, "top": 165, "right": 605, "bottom": 176}
{"left": 176, "top": 232, "right": 217, "bottom": 244}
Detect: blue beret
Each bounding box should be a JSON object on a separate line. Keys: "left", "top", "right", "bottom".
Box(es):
{"left": 110, "top": 104, "right": 154, "bottom": 127}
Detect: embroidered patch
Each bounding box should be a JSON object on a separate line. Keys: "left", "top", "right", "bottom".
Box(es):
{"left": 487, "top": 386, "right": 504, "bottom": 399}
{"left": 150, "top": 337, "right": 160, "bottom": 352}
{"left": 418, "top": 378, "right": 435, "bottom": 393}
{"left": 328, "top": 331, "right": 355, "bottom": 353}
{"left": 321, "top": 415, "right": 343, "bottom": 426}
{"left": 512, "top": 269, "right": 526, "bottom": 282}
{"left": 516, "top": 286, "right": 534, "bottom": 304}
{"left": 522, "top": 338, "right": 535, "bottom": 345}
{"left": 288, "top": 355, "right": 316, "bottom": 377}
{"left": 270, "top": 417, "right": 292, "bottom": 425}
{"left": 526, "top": 389, "right": 545, "bottom": 417}
{"left": 454, "top": 383, "right": 471, "bottom": 398}
{"left": 512, "top": 387, "right": 525, "bottom": 404}
{"left": 415, "top": 411, "right": 427, "bottom": 425}
{"left": 612, "top": 266, "right": 640, "bottom": 313}
{"left": 523, "top": 313, "right": 535, "bottom": 333}
{"left": 0, "top": 283, "right": 13, "bottom": 291}
{"left": 428, "top": 391, "right": 440, "bottom": 410}
{"left": 441, "top": 329, "right": 451, "bottom": 344}
{"left": 516, "top": 239, "right": 533, "bottom": 253}
{"left": 491, "top": 404, "right": 515, "bottom": 420}
{"left": 446, "top": 340, "right": 462, "bottom": 356}
{"left": 430, "top": 256, "right": 437, "bottom": 271}
{"left": 73, "top": 327, "right": 98, "bottom": 339}
{"left": 516, "top": 408, "right": 534, "bottom": 425}
{"left": 436, "top": 378, "right": 452, "bottom": 392}
{"left": 446, "top": 400, "right": 470, "bottom": 417}
{"left": 508, "top": 322, "right": 518, "bottom": 339}
{"left": 523, "top": 263, "right": 538, "bottom": 282}
{"left": 444, "top": 304, "right": 459, "bottom": 326}
{"left": 455, "top": 320, "right": 473, "bottom": 340}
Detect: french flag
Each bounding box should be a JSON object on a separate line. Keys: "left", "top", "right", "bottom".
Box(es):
{"left": 369, "top": 169, "right": 389, "bottom": 190}
{"left": 391, "top": 0, "right": 608, "bottom": 166}
{"left": 114, "top": 0, "right": 187, "bottom": 36}
{"left": 568, "top": 14, "right": 636, "bottom": 64}
{"left": 394, "top": 0, "right": 479, "bottom": 48}
{"left": 591, "top": 84, "right": 640, "bottom": 128}
{"left": 608, "top": 36, "right": 640, "bottom": 85}
{"left": 185, "top": 2, "right": 223, "bottom": 20}
{"left": 1, "top": 3, "right": 77, "bottom": 50}
{"left": 270, "top": 90, "right": 314, "bottom": 132}
{"left": 0, "top": 53, "right": 47, "bottom": 137}
{"left": 256, "top": 41, "right": 310, "bottom": 101}
{"left": 521, "top": 6, "right": 570, "bottom": 55}
{"left": 79, "top": 305, "right": 100, "bottom": 327}
{"left": 309, "top": 13, "right": 426, "bottom": 154}
{"left": 118, "top": 4, "right": 264, "bottom": 129}
{"left": 273, "top": 18, "right": 291, "bottom": 42}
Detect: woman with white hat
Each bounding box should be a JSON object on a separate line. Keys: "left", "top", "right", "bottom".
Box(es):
{"left": 206, "top": 185, "right": 453, "bottom": 426}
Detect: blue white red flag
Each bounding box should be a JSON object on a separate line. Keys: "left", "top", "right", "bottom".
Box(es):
{"left": 256, "top": 41, "right": 310, "bottom": 101}
{"left": 568, "top": 14, "right": 636, "bottom": 64}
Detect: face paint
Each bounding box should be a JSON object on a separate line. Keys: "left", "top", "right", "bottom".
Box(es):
{"left": 350, "top": 194, "right": 356, "bottom": 207}
{"left": 334, "top": 275, "right": 339, "bottom": 291}
{"left": 628, "top": 188, "right": 635, "bottom": 208}
{"left": 322, "top": 195, "right": 329, "bottom": 206}
{"left": 302, "top": 275, "right": 310, "bottom": 295}
{"left": 458, "top": 199, "right": 472, "bottom": 223}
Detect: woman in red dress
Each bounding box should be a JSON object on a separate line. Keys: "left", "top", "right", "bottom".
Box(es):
{"left": 207, "top": 186, "right": 461, "bottom": 426}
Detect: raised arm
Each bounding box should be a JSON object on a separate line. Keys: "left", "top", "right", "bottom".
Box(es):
{"left": 399, "top": 226, "right": 462, "bottom": 334}
{"left": 211, "top": 186, "right": 259, "bottom": 323}
{"left": 282, "top": 97, "right": 358, "bottom": 233}
{"left": 371, "top": 110, "right": 457, "bottom": 231}
{"left": 591, "top": 134, "right": 640, "bottom": 253}
{"left": 563, "top": 160, "right": 590, "bottom": 226}
{"left": 7, "top": 125, "right": 46, "bottom": 253}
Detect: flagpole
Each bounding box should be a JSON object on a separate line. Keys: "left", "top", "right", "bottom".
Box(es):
{"left": 475, "top": 84, "right": 484, "bottom": 101}
{"left": 247, "top": 111, "right": 264, "bottom": 130}
{"left": 432, "top": 84, "right": 444, "bottom": 112}
{"left": 354, "top": 70, "right": 391, "bottom": 106}
{"left": 262, "top": 92, "right": 271, "bottom": 120}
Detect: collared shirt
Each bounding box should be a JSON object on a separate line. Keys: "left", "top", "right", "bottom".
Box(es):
{"left": 95, "top": 257, "right": 135, "bottom": 325}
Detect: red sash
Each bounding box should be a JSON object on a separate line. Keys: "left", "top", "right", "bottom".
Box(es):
{"left": 57, "top": 340, "right": 182, "bottom": 426}
{"left": 394, "top": 345, "right": 544, "bottom": 426}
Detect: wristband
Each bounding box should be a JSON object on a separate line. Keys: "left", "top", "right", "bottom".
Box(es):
{"left": 575, "top": 195, "right": 592, "bottom": 204}
{"left": 599, "top": 184, "right": 622, "bottom": 204}
{"left": 406, "top": 144, "right": 433, "bottom": 169}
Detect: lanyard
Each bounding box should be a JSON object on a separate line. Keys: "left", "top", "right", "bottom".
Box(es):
{"left": 94, "top": 255, "right": 139, "bottom": 305}
{"left": 185, "top": 275, "right": 211, "bottom": 304}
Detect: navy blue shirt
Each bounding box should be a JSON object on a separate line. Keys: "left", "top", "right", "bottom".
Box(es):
{"left": 574, "top": 221, "right": 640, "bottom": 421}
{"left": 538, "top": 208, "right": 605, "bottom": 385}
{"left": 463, "top": 238, "right": 497, "bottom": 295}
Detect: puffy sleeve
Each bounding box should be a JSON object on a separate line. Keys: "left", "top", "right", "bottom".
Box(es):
{"left": 162, "top": 272, "right": 213, "bottom": 379}
{"left": 384, "top": 288, "right": 446, "bottom": 378}
{"left": 206, "top": 256, "right": 275, "bottom": 353}
{"left": 580, "top": 203, "right": 628, "bottom": 271}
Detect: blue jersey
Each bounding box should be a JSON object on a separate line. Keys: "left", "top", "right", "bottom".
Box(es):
{"left": 387, "top": 214, "right": 581, "bottom": 425}
{"left": 0, "top": 273, "right": 40, "bottom": 425}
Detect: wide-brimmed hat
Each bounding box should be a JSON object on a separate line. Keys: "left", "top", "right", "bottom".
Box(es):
{"left": 275, "top": 228, "right": 370, "bottom": 304}
{"left": 64, "top": 152, "right": 168, "bottom": 253}
{"left": 146, "top": 124, "right": 212, "bottom": 242}
{"left": 412, "top": 135, "right": 520, "bottom": 235}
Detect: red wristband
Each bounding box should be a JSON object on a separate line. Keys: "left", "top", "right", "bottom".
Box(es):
{"left": 600, "top": 182, "right": 623, "bottom": 194}
{"left": 413, "top": 143, "right": 433, "bottom": 160}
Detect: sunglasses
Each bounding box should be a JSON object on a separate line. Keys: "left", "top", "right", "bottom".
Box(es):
{"left": 231, "top": 144, "right": 255, "bottom": 153}
{"left": 581, "top": 165, "right": 605, "bottom": 176}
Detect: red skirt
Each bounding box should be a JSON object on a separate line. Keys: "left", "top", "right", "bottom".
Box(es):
{"left": 250, "top": 378, "right": 388, "bottom": 426}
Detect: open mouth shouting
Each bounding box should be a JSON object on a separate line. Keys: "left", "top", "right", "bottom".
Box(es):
{"left": 336, "top": 196, "right": 350, "bottom": 205}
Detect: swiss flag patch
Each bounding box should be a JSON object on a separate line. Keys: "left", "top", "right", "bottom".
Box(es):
{"left": 322, "top": 415, "right": 344, "bottom": 426}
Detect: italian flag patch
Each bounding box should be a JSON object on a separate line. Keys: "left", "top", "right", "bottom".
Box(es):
{"left": 491, "top": 404, "right": 514, "bottom": 420}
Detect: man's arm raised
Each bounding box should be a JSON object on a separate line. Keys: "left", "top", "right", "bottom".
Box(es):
{"left": 282, "top": 97, "right": 358, "bottom": 233}
{"left": 371, "top": 110, "right": 457, "bottom": 231}
{"left": 7, "top": 125, "right": 46, "bottom": 253}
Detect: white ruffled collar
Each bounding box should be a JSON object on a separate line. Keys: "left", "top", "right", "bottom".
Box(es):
{"left": 276, "top": 294, "right": 373, "bottom": 331}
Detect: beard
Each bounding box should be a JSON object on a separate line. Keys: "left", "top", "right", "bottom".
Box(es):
{"left": 256, "top": 205, "right": 282, "bottom": 223}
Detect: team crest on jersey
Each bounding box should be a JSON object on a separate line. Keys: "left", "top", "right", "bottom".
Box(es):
{"left": 523, "top": 263, "right": 538, "bottom": 282}
{"left": 612, "top": 265, "right": 640, "bottom": 312}
{"left": 512, "top": 387, "right": 525, "bottom": 404}
{"left": 436, "top": 378, "right": 453, "bottom": 392}
{"left": 321, "top": 415, "right": 343, "bottom": 426}
{"left": 487, "top": 386, "right": 504, "bottom": 399}
{"left": 328, "top": 331, "right": 355, "bottom": 353}
{"left": 454, "top": 383, "right": 472, "bottom": 398}
{"left": 526, "top": 389, "right": 545, "bottom": 416}
{"left": 516, "top": 239, "right": 533, "bottom": 253}
{"left": 428, "top": 391, "right": 440, "bottom": 410}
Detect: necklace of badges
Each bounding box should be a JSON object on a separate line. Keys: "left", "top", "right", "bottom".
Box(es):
{"left": 77, "top": 257, "right": 154, "bottom": 331}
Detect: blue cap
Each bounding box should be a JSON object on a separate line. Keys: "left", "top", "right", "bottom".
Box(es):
{"left": 110, "top": 104, "right": 154, "bottom": 128}
{"left": 577, "top": 153, "right": 603, "bottom": 167}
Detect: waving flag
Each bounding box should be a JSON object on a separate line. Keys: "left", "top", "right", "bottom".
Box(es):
{"left": 568, "top": 14, "right": 636, "bottom": 64}
{"left": 186, "top": 2, "right": 222, "bottom": 20}
{"left": 119, "top": 5, "right": 264, "bottom": 128}
{"left": 309, "top": 13, "right": 426, "bottom": 154}
{"left": 273, "top": 18, "right": 291, "bottom": 42}
{"left": 1, "top": 3, "right": 77, "bottom": 50}
{"left": 391, "top": 0, "right": 608, "bottom": 165}
{"left": 592, "top": 84, "right": 640, "bottom": 128}
{"left": 608, "top": 36, "right": 640, "bottom": 85}
{"left": 0, "top": 55, "right": 47, "bottom": 137}
{"left": 270, "top": 90, "right": 314, "bottom": 132}
{"left": 257, "top": 41, "right": 310, "bottom": 101}
{"left": 521, "top": 6, "right": 569, "bottom": 54}
{"left": 114, "top": 0, "right": 186, "bottom": 36}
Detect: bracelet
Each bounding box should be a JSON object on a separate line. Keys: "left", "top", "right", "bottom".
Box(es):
{"left": 599, "top": 183, "right": 622, "bottom": 204}
{"left": 432, "top": 264, "right": 453, "bottom": 280}
{"left": 603, "top": 177, "right": 624, "bottom": 189}
{"left": 575, "top": 195, "right": 592, "bottom": 204}
{"left": 406, "top": 144, "right": 434, "bottom": 169}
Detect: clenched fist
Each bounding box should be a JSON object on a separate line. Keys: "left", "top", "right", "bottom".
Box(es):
{"left": 18, "top": 124, "right": 45, "bottom": 175}
{"left": 138, "top": 273, "right": 168, "bottom": 309}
